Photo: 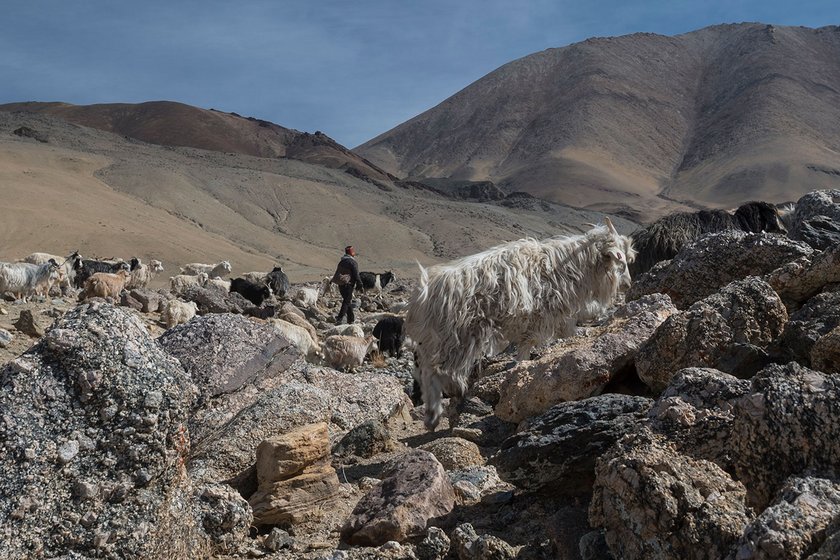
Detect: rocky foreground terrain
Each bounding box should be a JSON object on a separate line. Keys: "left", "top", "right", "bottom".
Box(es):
{"left": 3, "top": 189, "right": 840, "bottom": 559}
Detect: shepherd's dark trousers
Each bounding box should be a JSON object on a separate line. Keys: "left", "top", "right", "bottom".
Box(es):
{"left": 336, "top": 284, "right": 355, "bottom": 324}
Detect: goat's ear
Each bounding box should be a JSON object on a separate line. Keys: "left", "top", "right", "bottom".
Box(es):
{"left": 604, "top": 216, "right": 618, "bottom": 235}
{"left": 603, "top": 249, "right": 625, "bottom": 262}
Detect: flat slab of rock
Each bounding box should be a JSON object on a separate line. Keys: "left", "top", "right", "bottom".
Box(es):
{"left": 492, "top": 394, "right": 651, "bottom": 495}
{"left": 496, "top": 294, "right": 675, "bottom": 423}
{"left": 341, "top": 449, "right": 455, "bottom": 546}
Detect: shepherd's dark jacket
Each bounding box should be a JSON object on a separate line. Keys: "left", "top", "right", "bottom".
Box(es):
{"left": 333, "top": 255, "right": 363, "bottom": 290}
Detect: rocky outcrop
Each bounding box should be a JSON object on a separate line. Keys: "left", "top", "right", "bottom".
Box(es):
{"left": 0, "top": 303, "right": 246, "bottom": 558}
{"left": 732, "top": 476, "right": 840, "bottom": 560}
{"left": 590, "top": 429, "right": 752, "bottom": 560}
{"left": 647, "top": 368, "right": 751, "bottom": 472}
{"left": 496, "top": 294, "right": 675, "bottom": 423}
{"left": 767, "top": 245, "right": 840, "bottom": 308}
{"left": 789, "top": 190, "right": 840, "bottom": 250}
{"left": 636, "top": 277, "right": 787, "bottom": 392}
{"left": 248, "top": 422, "right": 341, "bottom": 527}
{"left": 451, "top": 523, "right": 517, "bottom": 559}
{"left": 731, "top": 362, "right": 840, "bottom": 509}
{"left": 341, "top": 450, "right": 455, "bottom": 546}
{"left": 492, "top": 394, "right": 651, "bottom": 495}
{"left": 628, "top": 231, "right": 812, "bottom": 308}
{"left": 779, "top": 291, "right": 840, "bottom": 368}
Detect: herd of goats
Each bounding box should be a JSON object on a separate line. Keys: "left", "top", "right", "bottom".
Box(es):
{"left": 0, "top": 200, "right": 794, "bottom": 430}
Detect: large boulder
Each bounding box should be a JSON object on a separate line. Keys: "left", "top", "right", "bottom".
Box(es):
{"left": 0, "top": 303, "right": 245, "bottom": 558}
{"left": 789, "top": 189, "right": 840, "bottom": 250}
{"left": 779, "top": 291, "right": 840, "bottom": 368}
{"left": 158, "top": 313, "right": 301, "bottom": 443}
{"left": 492, "top": 394, "right": 651, "bottom": 495}
{"left": 341, "top": 449, "right": 455, "bottom": 546}
{"left": 767, "top": 245, "right": 840, "bottom": 308}
{"left": 732, "top": 476, "right": 840, "bottom": 560}
{"left": 628, "top": 231, "right": 812, "bottom": 309}
{"left": 647, "top": 368, "right": 751, "bottom": 472}
{"left": 636, "top": 277, "right": 787, "bottom": 392}
{"left": 496, "top": 294, "right": 675, "bottom": 423}
{"left": 590, "top": 429, "right": 752, "bottom": 560}
{"left": 731, "top": 362, "right": 840, "bottom": 509}
{"left": 248, "top": 422, "right": 342, "bottom": 527}
{"left": 181, "top": 285, "right": 252, "bottom": 315}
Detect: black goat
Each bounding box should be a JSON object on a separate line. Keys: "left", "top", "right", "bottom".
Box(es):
{"left": 230, "top": 277, "right": 271, "bottom": 307}
{"left": 372, "top": 315, "right": 405, "bottom": 358}
{"left": 266, "top": 266, "right": 290, "bottom": 298}
{"left": 359, "top": 271, "right": 395, "bottom": 296}
{"left": 630, "top": 201, "right": 787, "bottom": 276}
{"left": 74, "top": 259, "right": 130, "bottom": 288}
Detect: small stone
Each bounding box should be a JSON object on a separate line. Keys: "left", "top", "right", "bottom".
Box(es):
{"left": 73, "top": 481, "right": 99, "bottom": 500}
{"left": 452, "top": 480, "right": 482, "bottom": 505}
{"left": 0, "top": 327, "right": 13, "bottom": 348}
{"left": 263, "top": 528, "right": 294, "bottom": 552}
{"left": 93, "top": 531, "right": 111, "bottom": 548}
{"left": 417, "top": 527, "right": 450, "bottom": 560}
{"left": 134, "top": 469, "right": 152, "bottom": 486}
{"left": 23, "top": 448, "right": 36, "bottom": 461}
{"left": 57, "top": 440, "right": 79, "bottom": 464}
{"left": 80, "top": 511, "right": 97, "bottom": 527}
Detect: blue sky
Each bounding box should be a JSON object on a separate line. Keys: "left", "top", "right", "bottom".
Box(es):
{"left": 1, "top": 1, "right": 837, "bottom": 147}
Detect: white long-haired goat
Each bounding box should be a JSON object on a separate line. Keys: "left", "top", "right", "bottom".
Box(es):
{"left": 404, "top": 218, "right": 634, "bottom": 430}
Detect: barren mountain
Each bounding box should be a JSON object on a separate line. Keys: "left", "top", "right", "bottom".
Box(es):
{"left": 0, "top": 100, "right": 395, "bottom": 185}
{"left": 0, "top": 110, "right": 632, "bottom": 284}
{"left": 356, "top": 23, "right": 840, "bottom": 220}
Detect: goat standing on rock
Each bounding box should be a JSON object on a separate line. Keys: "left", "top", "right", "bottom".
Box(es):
{"left": 405, "top": 219, "right": 634, "bottom": 430}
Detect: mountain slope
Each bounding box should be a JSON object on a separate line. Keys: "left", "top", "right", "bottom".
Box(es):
{"left": 0, "top": 111, "right": 632, "bottom": 283}
{"left": 355, "top": 23, "right": 840, "bottom": 219}
{"left": 0, "top": 100, "right": 395, "bottom": 185}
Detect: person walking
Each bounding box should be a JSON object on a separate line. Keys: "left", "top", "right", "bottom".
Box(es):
{"left": 331, "top": 245, "right": 364, "bottom": 324}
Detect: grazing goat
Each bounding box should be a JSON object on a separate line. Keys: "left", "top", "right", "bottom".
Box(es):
{"left": 373, "top": 316, "right": 405, "bottom": 358}
{"left": 322, "top": 334, "right": 379, "bottom": 371}
{"left": 327, "top": 323, "right": 365, "bottom": 338}
{"left": 230, "top": 277, "right": 271, "bottom": 306}
{"left": 0, "top": 260, "right": 60, "bottom": 302}
{"left": 269, "top": 319, "right": 322, "bottom": 362}
{"left": 405, "top": 219, "right": 633, "bottom": 430}
{"left": 180, "top": 261, "right": 232, "bottom": 278}
{"left": 630, "top": 201, "right": 787, "bottom": 276}
{"left": 293, "top": 287, "right": 320, "bottom": 309}
{"left": 126, "top": 259, "right": 164, "bottom": 290}
{"left": 277, "top": 309, "right": 319, "bottom": 344}
{"left": 74, "top": 259, "right": 130, "bottom": 288}
{"left": 170, "top": 273, "right": 209, "bottom": 296}
{"left": 79, "top": 269, "right": 130, "bottom": 300}
{"left": 359, "top": 271, "right": 395, "bottom": 298}
{"left": 266, "top": 267, "right": 290, "bottom": 298}
{"left": 161, "top": 300, "right": 198, "bottom": 329}
{"left": 21, "top": 251, "right": 82, "bottom": 295}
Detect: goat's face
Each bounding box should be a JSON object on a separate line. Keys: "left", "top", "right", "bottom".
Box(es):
{"left": 221, "top": 261, "right": 232, "bottom": 273}
{"left": 151, "top": 260, "right": 164, "bottom": 272}
{"left": 602, "top": 241, "right": 633, "bottom": 291}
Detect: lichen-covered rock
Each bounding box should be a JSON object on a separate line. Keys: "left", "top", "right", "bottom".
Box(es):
{"left": 590, "top": 429, "right": 752, "bottom": 560}
{"left": 451, "top": 523, "right": 517, "bottom": 560}
{"left": 0, "top": 303, "right": 239, "bottom": 558}
{"left": 332, "top": 419, "right": 394, "bottom": 461}
{"left": 420, "top": 437, "right": 484, "bottom": 471}
{"left": 417, "top": 526, "right": 450, "bottom": 560}
{"left": 779, "top": 291, "right": 840, "bottom": 368}
{"left": 789, "top": 190, "right": 840, "bottom": 249}
{"left": 767, "top": 246, "right": 840, "bottom": 308}
{"left": 492, "top": 394, "right": 652, "bottom": 495}
{"left": 810, "top": 325, "right": 840, "bottom": 374}
{"left": 248, "top": 423, "right": 341, "bottom": 527}
{"left": 496, "top": 294, "right": 675, "bottom": 423}
{"left": 731, "top": 362, "right": 840, "bottom": 509}
{"left": 731, "top": 476, "right": 840, "bottom": 560}
{"left": 627, "top": 230, "right": 811, "bottom": 308}
{"left": 341, "top": 450, "right": 455, "bottom": 546}
{"left": 648, "top": 368, "right": 751, "bottom": 472}
{"left": 636, "top": 277, "right": 787, "bottom": 392}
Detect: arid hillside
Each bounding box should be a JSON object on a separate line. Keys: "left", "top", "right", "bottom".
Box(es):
{"left": 356, "top": 23, "right": 840, "bottom": 220}
{"left": 0, "top": 111, "right": 632, "bottom": 283}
